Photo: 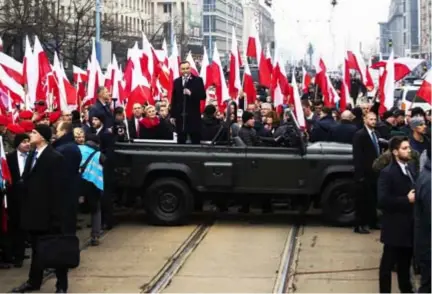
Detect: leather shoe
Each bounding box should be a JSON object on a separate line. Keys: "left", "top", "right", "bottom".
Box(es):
{"left": 13, "top": 261, "right": 23, "bottom": 268}
{"left": 354, "top": 226, "right": 370, "bottom": 234}
{"left": 56, "top": 289, "right": 67, "bottom": 293}
{"left": 11, "top": 282, "right": 40, "bottom": 293}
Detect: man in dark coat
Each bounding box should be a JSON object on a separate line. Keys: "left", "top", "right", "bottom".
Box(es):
{"left": 352, "top": 111, "right": 382, "bottom": 234}
{"left": 88, "top": 86, "right": 114, "bottom": 129}
{"left": 12, "top": 124, "right": 68, "bottom": 293}
{"left": 127, "top": 103, "right": 143, "bottom": 139}
{"left": 201, "top": 104, "right": 221, "bottom": 141}
{"left": 91, "top": 112, "right": 115, "bottom": 230}
{"left": 414, "top": 147, "right": 431, "bottom": 293}
{"left": 310, "top": 107, "right": 336, "bottom": 142}
{"left": 170, "top": 61, "right": 206, "bottom": 144}
{"left": 377, "top": 136, "right": 416, "bottom": 293}
{"left": 52, "top": 121, "right": 82, "bottom": 235}
{"left": 327, "top": 110, "right": 357, "bottom": 144}
{"left": 4, "top": 133, "right": 31, "bottom": 268}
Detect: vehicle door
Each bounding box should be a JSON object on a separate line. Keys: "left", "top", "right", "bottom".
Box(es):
{"left": 200, "top": 144, "right": 247, "bottom": 190}
{"left": 244, "top": 146, "right": 309, "bottom": 194}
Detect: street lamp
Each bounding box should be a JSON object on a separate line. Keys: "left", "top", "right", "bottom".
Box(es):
{"left": 95, "top": 0, "right": 101, "bottom": 63}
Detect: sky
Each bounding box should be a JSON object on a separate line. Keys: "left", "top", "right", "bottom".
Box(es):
{"left": 274, "top": 0, "right": 391, "bottom": 69}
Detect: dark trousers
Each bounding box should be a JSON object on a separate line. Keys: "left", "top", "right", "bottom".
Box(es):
{"left": 177, "top": 132, "right": 200, "bottom": 144}
{"left": 28, "top": 233, "right": 68, "bottom": 290}
{"left": 3, "top": 228, "right": 26, "bottom": 263}
{"left": 355, "top": 177, "right": 378, "bottom": 227}
{"left": 418, "top": 260, "right": 431, "bottom": 293}
{"left": 379, "top": 244, "right": 413, "bottom": 293}
{"left": 102, "top": 167, "right": 115, "bottom": 228}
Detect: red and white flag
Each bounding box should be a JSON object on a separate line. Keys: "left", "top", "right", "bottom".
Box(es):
{"left": 371, "top": 57, "right": 424, "bottom": 81}
{"left": 228, "top": 27, "right": 241, "bottom": 99}
{"left": 243, "top": 60, "right": 256, "bottom": 106}
{"left": 291, "top": 69, "right": 306, "bottom": 129}
{"left": 381, "top": 50, "right": 395, "bottom": 112}
{"left": 185, "top": 51, "right": 199, "bottom": 76}
{"left": 416, "top": 69, "right": 432, "bottom": 105}
{"left": 246, "top": 23, "right": 261, "bottom": 63}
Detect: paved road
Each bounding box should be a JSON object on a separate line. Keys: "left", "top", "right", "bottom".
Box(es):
{"left": 2, "top": 212, "right": 406, "bottom": 293}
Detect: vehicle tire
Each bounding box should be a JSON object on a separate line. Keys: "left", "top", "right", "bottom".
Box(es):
{"left": 144, "top": 177, "right": 194, "bottom": 226}
{"left": 321, "top": 178, "right": 356, "bottom": 226}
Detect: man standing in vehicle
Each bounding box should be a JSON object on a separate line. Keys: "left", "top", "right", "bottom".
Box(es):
{"left": 170, "top": 61, "right": 206, "bottom": 144}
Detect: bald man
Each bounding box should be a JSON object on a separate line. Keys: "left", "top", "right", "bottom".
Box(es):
{"left": 128, "top": 103, "right": 143, "bottom": 139}
{"left": 327, "top": 110, "right": 358, "bottom": 144}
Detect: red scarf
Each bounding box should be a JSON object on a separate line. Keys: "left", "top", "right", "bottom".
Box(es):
{"left": 140, "top": 116, "right": 160, "bottom": 128}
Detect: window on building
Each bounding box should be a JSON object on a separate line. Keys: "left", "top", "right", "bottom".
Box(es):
{"left": 163, "top": 3, "right": 171, "bottom": 13}
{"left": 402, "top": 0, "right": 406, "bottom": 12}
{"left": 403, "top": 16, "right": 406, "bottom": 28}
{"left": 204, "top": 0, "right": 215, "bottom": 11}
{"left": 203, "top": 15, "right": 216, "bottom": 32}
{"left": 403, "top": 32, "right": 407, "bottom": 44}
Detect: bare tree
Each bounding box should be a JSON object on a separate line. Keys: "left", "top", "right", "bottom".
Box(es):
{"left": 0, "top": 0, "right": 43, "bottom": 59}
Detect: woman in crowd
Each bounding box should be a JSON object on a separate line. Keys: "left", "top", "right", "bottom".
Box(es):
{"left": 139, "top": 105, "right": 173, "bottom": 140}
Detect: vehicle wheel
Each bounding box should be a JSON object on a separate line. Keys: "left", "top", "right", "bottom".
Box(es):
{"left": 321, "top": 179, "right": 356, "bottom": 226}
{"left": 144, "top": 178, "right": 194, "bottom": 225}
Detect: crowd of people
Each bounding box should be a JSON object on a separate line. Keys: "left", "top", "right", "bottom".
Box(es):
{"left": 0, "top": 60, "right": 430, "bottom": 293}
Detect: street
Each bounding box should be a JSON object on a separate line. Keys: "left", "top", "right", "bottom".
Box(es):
{"left": 0, "top": 211, "right": 409, "bottom": 293}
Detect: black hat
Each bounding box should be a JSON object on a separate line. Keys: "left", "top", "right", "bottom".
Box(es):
{"left": 393, "top": 109, "right": 404, "bottom": 117}
{"left": 13, "top": 133, "right": 30, "bottom": 149}
{"left": 242, "top": 111, "right": 254, "bottom": 123}
{"left": 34, "top": 124, "right": 52, "bottom": 143}
{"left": 92, "top": 111, "right": 105, "bottom": 124}
{"left": 411, "top": 107, "right": 425, "bottom": 118}
{"left": 382, "top": 111, "right": 395, "bottom": 120}
{"left": 204, "top": 104, "right": 216, "bottom": 117}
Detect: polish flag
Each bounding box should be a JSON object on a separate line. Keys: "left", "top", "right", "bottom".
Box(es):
{"left": 314, "top": 56, "right": 330, "bottom": 106}
{"left": 228, "top": 27, "right": 241, "bottom": 99}
{"left": 243, "top": 60, "right": 257, "bottom": 106}
{"left": 185, "top": 51, "right": 199, "bottom": 76}
{"left": 381, "top": 50, "right": 395, "bottom": 112}
{"left": 0, "top": 63, "right": 24, "bottom": 105}
{"left": 0, "top": 52, "right": 23, "bottom": 85}
{"left": 23, "top": 35, "right": 37, "bottom": 106}
{"left": 73, "top": 65, "right": 88, "bottom": 84}
{"left": 371, "top": 57, "right": 424, "bottom": 81}
{"left": 0, "top": 37, "right": 3, "bottom": 52}
{"left": 0, "top": 135, "right": 10, "bottom": 233}
{"left": 33, "top": 36, "right": 52, "bottom": 102}
{"left": 246, "top": 23, "right": 261, "bottom": 63}
{"left": 346, "top": 50, "right": 373, "bottom": 90}
{"left": 301, "top": 66, "right": 311, "bottom": 93}
{"left": 291, "top": 69, "right": 306, "bottom": 129}
{"left": 141, "top": 33, "right": 155, "bottom": 82}
{"left": 210, "top": 43, "right": 229, "bottom": 104}
{"left": 339, "top": 58, "right": 350, "bottom": 111}
{"left": 416, "top": 69, "right": 432, "bottom": 105}
{"left": 84, "top": 38, "right": 100, "bottom": 106}
{"left": 0, "top": 136, "right": 11, "bottom": 184}
{"left": 200, "top": 47, "right": 210, "bottom": 88}
{"left": 166, "top": 37, "right": 180, "bottom": 102}
{"left": 258, "top": 44, "right": 272, "bottom": 88}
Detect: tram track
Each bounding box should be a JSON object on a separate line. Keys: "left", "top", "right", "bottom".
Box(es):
{"left": 140, "top": 222, "right": 213, "bottom": 293}
{"left": 273, "top": 224, "right": 301, "bottom": 293}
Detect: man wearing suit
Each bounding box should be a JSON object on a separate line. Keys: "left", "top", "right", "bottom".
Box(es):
{"left": 52, "top": 121, "right": 82, "bottom": 235}
{"left": 88, "top": 86, "right": 114, "bottom": 130}
{"left": 3, "top": 133, "right": 31, "bottom": 268}
{"left": 352, "top": 111, "right": 382, "bottom": 234}
{"left": 12, "top": 124, "right": 67, "bottom": 293}
{"left": 127, "top": 103, "right": 143, "bottom": 139}
{"left": 170, "top": 61, "right": 206, "bottom": 144}
{"left": 377, "top": 136, "right": 416, "bottom": 293}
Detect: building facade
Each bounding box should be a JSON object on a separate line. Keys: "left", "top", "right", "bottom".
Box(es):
{"left": 419, "top": 0, "right": 432, "bottom": 60}
{"left": 378, "top": 0, "right": 421, "bottom": 57}
{"left": 202, "top": 0, "right": 244, "bottom": 65}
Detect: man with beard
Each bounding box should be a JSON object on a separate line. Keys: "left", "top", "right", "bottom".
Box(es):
{"left": 378, "top": 136, "right": 416, "bottom": 293}
{"left": 352, "top": 112, "right": 382, "bottom": 234}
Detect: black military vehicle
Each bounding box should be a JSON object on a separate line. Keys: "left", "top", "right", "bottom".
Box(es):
{"left": 113, "top": 114, "right": 355, "bottom": 226}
